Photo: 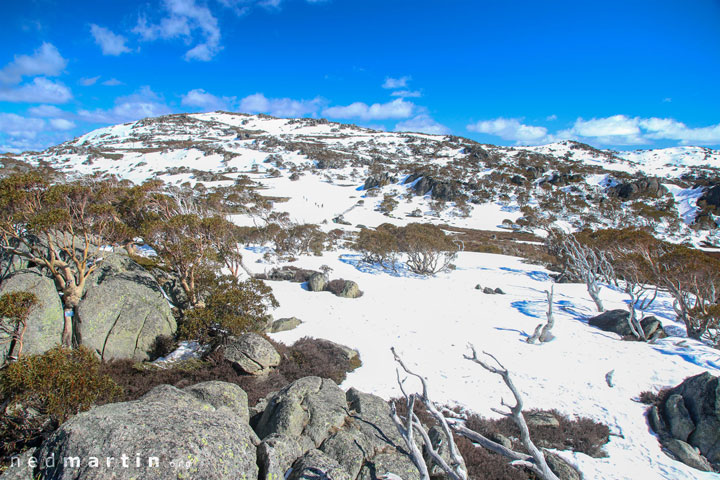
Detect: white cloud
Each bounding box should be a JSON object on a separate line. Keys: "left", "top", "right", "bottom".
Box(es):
{"left": 0, "top": 43, "right": 67, "bottom": 85}
{"left": 546, "top": 114, "right": 557, "bottom": 121}
{"left": 0, "top": 77, "right": 73, "bottom": 104}
{"left": 78, "top": 86, "right": 172, "bottom": 124}
{"left": 90, "top": 24, "right": 131, "bottom": 56}
{"left": 134, "top": 0, "right": 222, "bottom": 61}
{"left": 467, "top": 117, "right": 549, "bottom": 143}
{"left": 102, "top": 78, "right": 123, "bottom": 86}
{"left": 390, "top": 90, "right": 421, "bottom": 98}
{"left": 181, "top": 88, "right": 233, "bottom": 111}
{"left": 80, "top": 76, "right": 100, "bottom": 86}
{"left": 550, "top": 115, "right": 720, "bottom": 146}
{"left": 382, "top": 76, "right": 410, "bottom": 89}
{"left": 49, "top": 118, "right": 76, "bottom": 130}
{"left": 239, "top": 93, "right": 323, "bottom": 117}
{"left": 323, "top": 98, "right": 414, "bottom": 121}
{"left": 0, "top": 113, "right": 45, "bottom": 139}
{"left": 28, "top": 104, "right": 65, "bottom": 117}
{"left": 394, "top": 114, "right": 449, "bottom": 135}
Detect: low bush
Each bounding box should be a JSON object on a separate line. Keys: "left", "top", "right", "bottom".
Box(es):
{"left": 0, "top": 346, "right": 122, "bottom": 463}
{"left": 177, "top": 277, "right": 279, "bottom": 343}
{"left": 103, "top": 336, "right": 360, "bottom": 407}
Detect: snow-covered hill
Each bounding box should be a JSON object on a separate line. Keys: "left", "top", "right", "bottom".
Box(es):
{"left": 3, "top": 112, "right": 720, "bottom": 479}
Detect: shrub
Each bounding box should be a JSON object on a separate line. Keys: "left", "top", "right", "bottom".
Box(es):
{"left": 178, "top": 277, "right": 279, "bottom": 343}
{"left": 325, "top": 279, "right": 348, "bottom": 296}
{"left": 147, "top": 334, "right": 178, "bottom": 361}
{"left": 397, "top": 223, "right": 459, "bottom": 275}
{"left": 0, "top": 292, "right": 38, "bottom": 361}
{"left": 0, "top": 346, "right": 121, "bottom": 463}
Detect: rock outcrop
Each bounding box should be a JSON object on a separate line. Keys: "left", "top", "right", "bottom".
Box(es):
{"left": 649, "top": 372, "right": 720, "bottom": 471}
{"left": 224, "top": 333, "right": 281, "bottom": 375}
{"left": 78, "top": 253, "right": 176, "bottom": 361}
{"left": 28, "top": 382, "right": 260, "bottom": 480}
{"left": 588, "top": 309, "right": 664, "bottom": 339}
{"left": 0, "top": 270, "right": 63, "bottom": 360}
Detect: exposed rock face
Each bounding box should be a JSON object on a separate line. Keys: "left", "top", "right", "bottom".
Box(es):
{"left": 364, "top": 172, "right": 397, "bottom": 190}
{"left": 78, "top": 253, "right": 176, "bottom": 361}
{"left": 588, "top": 309, "right": 663, "bottom": 339}
{"left": 651, "top": 372, "right": 720, "bottom": 471}
{"left": 404, "top": 173, "right": 459, "bottom": 201}
{"left": 224, "top": 333, "right": 281, "bottom": 375}
{"left": 289, "top": 450, "right": 352, "bottom": 480}
{"left": 32, "top": 383, "right": 260, "bottom": 480}
{"left": 256, "top": 376, "right": 348, "bottom": 453}
{"left": 609, "top": 177, "right": 669, "bottom": 200}
{"left": 0, "top": 270, "right": 63, "bottom": 360}
{"left": 308, "top": 272, "right": 327, "bottom": 292}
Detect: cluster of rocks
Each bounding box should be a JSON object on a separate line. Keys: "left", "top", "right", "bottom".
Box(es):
{"left": 608, "top": 176, "right": 669, "bottom": 201}
{"left": 0, "top": 252, "right": 176, "bottom": 362}
{"left": 1, "top": 376, "right": 422, "bottom": 480}
{"left": 404, "top": 172, "right": 460, "bottom": 201}
{"left": 260, "top": 267, "right": 362, "bottom": 299}
{"left": 587, "top": 309, "right": 665, "bottom": 340}
{"left": 475, "top": 284, "right": 505, "bottom": 295}
{"left": 648, "top": 372, "right": 720, "bottom": 472}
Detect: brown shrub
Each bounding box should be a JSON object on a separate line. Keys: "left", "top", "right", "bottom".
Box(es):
{"left": 325, "top": 279, "right": 347, "bottom": 296}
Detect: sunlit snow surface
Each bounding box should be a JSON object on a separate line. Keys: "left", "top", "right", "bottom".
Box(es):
{"left": 13, "top": 113, "right": 720, "bottom": 479}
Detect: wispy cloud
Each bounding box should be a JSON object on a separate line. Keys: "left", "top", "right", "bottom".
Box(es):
{"left": 78, "top": 86, "right": 172, "bottom": 124}
{"left": 0, "top": 43, "right": 67, "bottom": 85}
{"left": 181, "top": 88, "right": 234, "bottom": 111}
{"left": 390, "top": 90, "right": 421, "bottom": 98}
{"left": 134, "top": 0, "right": 222, "bottom": 61}
{"left": 90, "top": 24, "right": 131, "bottom": 56}
{"left": 467, "top": 118, "right": 549, "bottom": 143}
{"left": 0, "top": 77, "right": 73, "bottom": 104}
{"left": 239, "top": 93, "right": 324, "bottom": 117}
{"left": 323, "top": 98, "right": 414, "bottom": 121}
{"left": 382, "top": 76, "right": 410, "bottom": 89}
{"left": 102, "top": 78, "right": 123, "bottom": 86}
{"left": 395, "top": 114, "right": 449, "bottom": 135}
{"left": 79, "top": 76, "right": 101, "bottom": 86}
{"left": 27, "top": 105, "right": 66, "bottom": 117}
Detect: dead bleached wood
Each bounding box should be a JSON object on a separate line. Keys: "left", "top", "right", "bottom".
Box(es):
{"left": 462, "top": 345, "right": 561, "bottom": 480}
{"left": 526, "top": 286, "right": 555, "bottom": 344}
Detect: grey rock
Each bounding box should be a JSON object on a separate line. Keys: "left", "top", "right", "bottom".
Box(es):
{"left": 482, "top": 287, "right": 496, "bottom": 295}
{"left": 288, "top": 449, "right": 352, "bottom": 480}
{"left": 588, "top": 310, "right": 662, "bottom": 339}
{"left": 358, "top": 452, "right": 420, "bottom": 480}
{"left": 493, "top": 287, "right": 505, "bottom": 295}
{"left": 183, "top": 381, "right": 249, "bottom": 422}
{"left": 0, "top": 270, "right": 63, "bottom": 360}
{"left": 34, "top": 383, "right": 259, "bottom": 480}
{"left": 256, "top": 377, "right": 349, "bottom": 453}
{"left": 320, "top": 429, "right": 367, "bottom": 479}
{"left": 0, "top": 449, "right": 36, "bottom": 480}
{"left": 648, "top": 405, "right": 669, "bottom": 437}
{"left": 224, "top": 333, "right": 281, "bottom": 375}
{"left": 667, "top": 372, "right": 720, "bottom": 463}
{"left": 526, "top": 411, "right": 560, "bottom": 428}
{"left": 544, "top": 451, "right": 581, "bottom": 480}
{"left": 662, "top": 438, "right": 713, "bottom": 472}
{"left": 663, "top": 394, "right": 695, "bottom": 442}
{"left": 474, "top": 284, "right": 482, "bottom": 290}
{"left": 270, "top": 316, "right": 303, "bottom": 333}
{"left": 78, "top": 253, "right": 176, "bottom": 361}
{"left": 338, "top": 281, "right": 361, "bottom": 299}
{"left": 489, "top": 432, "right": 513, "bottom": 450}
{"left": 308, "top": 272, "right": 327, "bottom": 292}
{"left": 258, "top": 433, "right": 304, "bottom": 480}
{"left": 610, "top": 177, "right": 669, "bottom": 201}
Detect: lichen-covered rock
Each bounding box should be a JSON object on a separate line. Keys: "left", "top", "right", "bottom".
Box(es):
{"left": 662, "top": 439, "right": 714, "bottom": 472}
{"left": 78, "top": 253, "right": 176, "bottom": 361}
{"left": 270, "top": 316, "right": 302, "bottom": 333}
{"left": 663, "top": 394, "right": 695, "bottom": 442}
{"left": 308, "top": 272, "right": 327, "bottom": 292}
{"left": 338, "top": 280, "right": 361, "bottom": 299}
{"left": 288, "top": 449, "right": 352, "bottom": 480}
{"left": 256, "top": 376, "right": 348, "bottom": 453}
{"left": 544, "top": 451, "right": 581, "bottom": 480}
{"left": 0, "top": 270, "right": 63, "bottom": 360}
{"left": 31, "top": 383, "right": 259, "bottom": 480}
{"left": 258, "top": 433, "right": 304, "bottom": 480}
{"left": 224, "top": 333, "right": 281, "bottom": 375}
{"left": 183, "top": 380, "right": 249, "bottom": 422}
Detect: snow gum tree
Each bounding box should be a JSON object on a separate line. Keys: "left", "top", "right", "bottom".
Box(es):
{"left": 0, "top": 173, "right": 130, "bottom": 347}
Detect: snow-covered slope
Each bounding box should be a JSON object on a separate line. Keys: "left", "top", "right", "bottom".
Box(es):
{"left": 3, "top": 112, "right": 720, "bottom": 478}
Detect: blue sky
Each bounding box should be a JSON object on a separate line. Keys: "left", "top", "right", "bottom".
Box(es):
{"left": 1, "top": 0, "right": 719, "bottom": 153}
